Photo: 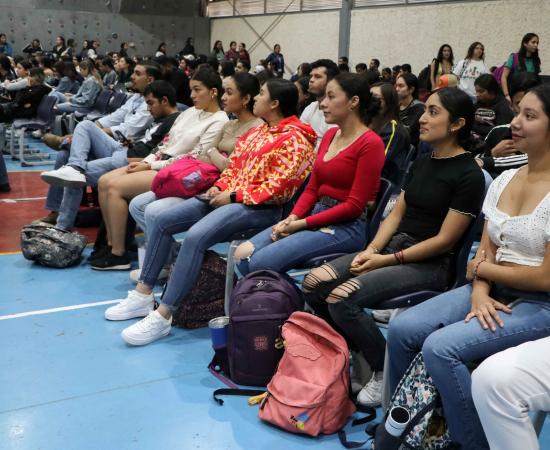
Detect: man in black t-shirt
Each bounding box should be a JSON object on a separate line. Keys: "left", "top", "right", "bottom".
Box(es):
{"left": 156, "top": 55, "right": 192, "bottom": 107}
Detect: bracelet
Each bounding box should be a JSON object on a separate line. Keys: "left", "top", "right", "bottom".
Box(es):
{"left": 368, "top": 244, "right": 380, "bottom": 254}
{"left": 393, "top": 250, "right": 404, "bottom": 265}
{"left": 206, "top": 148, "right": 215, "bottom": 156}
{"left": 473, "top": 260, "right": 485, "bottom": 279}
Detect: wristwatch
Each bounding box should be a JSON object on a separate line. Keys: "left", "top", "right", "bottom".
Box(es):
{"left": 230, "top": 191, "right": 237, "bottom": 203}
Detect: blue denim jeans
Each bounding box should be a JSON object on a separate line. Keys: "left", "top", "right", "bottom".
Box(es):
{"left": 139, "top": 197, "right": 282, "bottom": 310}
{"left": 237, "top": 203, "right": 367, "bottom": 276}
{"left": 49, "top": 120, "right": 127, "bottom": 230}
{"left": 386, "top": 283, "right": 550, "bottom": 450}
{"left": 128, "top": 191, "right": 185, "bottom": 239}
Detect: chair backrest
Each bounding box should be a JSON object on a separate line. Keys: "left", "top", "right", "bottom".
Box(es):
{"left": 94, "top": 90, "right": 113, "bottom": 114}
{"left": 108, "top": 92, "right": 128, "bottom": 112}
{"left": 398, "top": 145, "right": 417, "bottom": 189}
{"left": 367, "top": 177, "right": 393, "bottom": 241}
{"left": 36, "top": 95, "right": 58, "bottom": 123}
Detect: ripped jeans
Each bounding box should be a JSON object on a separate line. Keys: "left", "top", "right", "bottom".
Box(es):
{"left": 236, "top": 203, "right": 367, "bottom": 276}
{"left": 304, "top": 232, "right": 453, "bottom": 372}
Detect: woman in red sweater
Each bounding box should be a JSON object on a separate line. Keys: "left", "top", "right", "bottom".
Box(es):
{"left": 235, "top": 73, "right": 385, "bottom": 275}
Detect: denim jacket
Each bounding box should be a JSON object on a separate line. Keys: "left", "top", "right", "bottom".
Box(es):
{"left": 70, "top": 76, "right": 100, "bottom": 107}
{"left": 55, "top": 77, "right": 80, "bottom": 94}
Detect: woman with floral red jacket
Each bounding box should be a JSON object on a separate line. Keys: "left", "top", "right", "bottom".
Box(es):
{"left": 104, "top": 78, "right": 316, "bottom": 346}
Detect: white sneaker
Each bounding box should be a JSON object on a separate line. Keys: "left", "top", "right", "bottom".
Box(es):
{"left": 121, "top": 310, "right": 172, "bottom": 346}
{"left": 40, "top": 165, "right": 86, "bottom": 188}
{"left": 129, "top": 266, "right": 171, "bottom": 284}
{"left": 32, "top": 130, "right": 43, "bottom": 139}
{"left": 357, "top": 373, "right": 383, "bottom": 407}
{"left": 104, "top": 290, "right": 155, "bottom": 321}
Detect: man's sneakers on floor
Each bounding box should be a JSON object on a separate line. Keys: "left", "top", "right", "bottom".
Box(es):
{"left": 90, "top": 251, "right": 131, "bottom": 270}
{"left": 357, "top": 372, "right": 383, "bottom": 407}
{"left": 129, "top": 266, "right": 171, "bottom": 283}
{"left": 121, "top": 310, "right": 172, "bottom": 346}
{"left": 104, "top": 289, "right": 155, "bottom": 321}
{"left": 40, "top": 165, "right": 86, "bottom": 188}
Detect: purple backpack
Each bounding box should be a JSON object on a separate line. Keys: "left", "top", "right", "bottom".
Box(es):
{"left": 493, "top": 52, "right": 519, "bottom": 86}
{"left": 227, "top": 270, "right": 304, "bottom": 386}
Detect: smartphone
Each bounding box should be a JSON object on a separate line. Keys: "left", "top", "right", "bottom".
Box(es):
{"left": 114, "top": 130, "right": 133, "bottom": 149}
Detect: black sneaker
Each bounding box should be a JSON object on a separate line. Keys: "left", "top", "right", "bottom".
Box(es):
{"left": 90, "top": 252, "right": 131, "bottom": 271}
{"left": 0, "top": 183, "right": 11, "bottom": 193}
{"left": 88, "top": 245, "right": 111, "bottom": 262}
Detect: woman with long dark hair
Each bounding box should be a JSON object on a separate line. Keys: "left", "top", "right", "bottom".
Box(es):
{"left": 430, "top": 44, "right": 454, "bottom": 90}
{"left": 304, "top": 87, "right": 485, "bottom": 408}
{"left": 395, "top": 73, "right": 424, "bottom": 147}
{"left": 501, "top": 33, "right": 541, "bottom": 103}
{"left": 454, "top": 41, "right": 489, "bottom": 100}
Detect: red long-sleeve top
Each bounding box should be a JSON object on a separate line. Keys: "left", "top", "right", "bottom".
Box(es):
{"left": 291, "top": 127, "right": 385, "bottom": 229}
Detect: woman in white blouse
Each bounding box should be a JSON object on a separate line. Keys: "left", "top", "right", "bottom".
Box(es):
{"left": 387, "top": 83, "right": 550, "bottom": 450}
{"left": 453, "top": 42, "right": 489, "bottom": 101}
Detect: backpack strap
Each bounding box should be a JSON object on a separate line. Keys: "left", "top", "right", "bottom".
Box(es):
{"left": 337, "top": 404, "right": 377, "bottom": 449}
{"left": 385, "top": 120, "right": 397, "bottom": 156}
{"left": 213, "top": 388, "right": 266, "bottom": 406}
{"left": 512, "top": 52, "right": 519, "bottom": 70}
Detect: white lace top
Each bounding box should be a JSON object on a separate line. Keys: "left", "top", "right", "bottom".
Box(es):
{"left": 483, "top": 169, "right": 550, "bottom": 267}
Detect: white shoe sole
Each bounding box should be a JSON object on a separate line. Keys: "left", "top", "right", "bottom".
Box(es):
{"left": 356, "top": 395, "right": 382, "bottom": 408}
{"left": 40, "top": 172, "right": 86, "bottom": 189}
{"left": 91, "top": 263, "right": 132, "bottom": 271}
{"left": 104, "top": 305, "right": 153, "bottom": 321}
{"left": 121, "top": 326, "right": 170, "bottom": 346}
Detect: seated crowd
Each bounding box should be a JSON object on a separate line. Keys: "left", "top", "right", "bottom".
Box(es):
{"left": 1, "top": 30, "right": 550, "bottom": 450}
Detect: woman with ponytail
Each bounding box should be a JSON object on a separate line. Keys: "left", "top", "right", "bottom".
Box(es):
{"left": 234, "top": 72, "right": 385, "bottom": 276}
{"left": 303, "top": 87, "right": 486, "bottom": 408}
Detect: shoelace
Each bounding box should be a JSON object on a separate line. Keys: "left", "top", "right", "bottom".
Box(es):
{"left": 134, "top": 312, "right": 165, "bottom": 333}
{"left": 361, "top": 377, "right": 381, "bottom": 398}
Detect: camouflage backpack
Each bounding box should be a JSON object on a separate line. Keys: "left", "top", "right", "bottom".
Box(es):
{"left": 21, "top": 223, "right": 87, "bottom": 268}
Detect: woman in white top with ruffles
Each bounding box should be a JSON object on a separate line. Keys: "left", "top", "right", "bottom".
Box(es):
{"left": 386, "top": 83, "right": 550, "bottom": 450}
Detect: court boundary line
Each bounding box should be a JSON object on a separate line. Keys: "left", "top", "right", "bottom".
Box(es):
{"left": 0, "top": 294, "right": 161, "bottom": 321}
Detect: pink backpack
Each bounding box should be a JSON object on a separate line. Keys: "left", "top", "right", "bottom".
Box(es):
{"left": 258, "top": 311, "right": 356, "bottom": 436}
{"left": 151, "top": 156, "right": 220, "bottom": 199}
{"left": 493, "top": 52, "right": 519, "bottom": 86}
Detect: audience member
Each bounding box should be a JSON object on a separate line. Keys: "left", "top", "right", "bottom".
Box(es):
{"left": 338, "top": 56, "right": 350, "bottom": 73}
{"left": 294, "top": 76, "right": 313, "bottom": 116}
{"left": 38, "top": 63, "right": 162, "bottom": 229}
{"left": 501, "top": 32, "right": 541, "bottom": 104}
{"left": 300, "top": 58, "right": 339, "bottom": 146}
{"left": 179, "top": 37, "right": 195, "bottom": 57}
{"left": 98, "top": 57, "right": 117, "bottom": 88}
{"left": 304, "top": 87, "right": 485, "bottom": 408}
{"left": 430, "top": 44, "right": 454, "bottom": 89}
{"left": 238, "top": 42, "right": 250, "bottom": 64}
{"left": 52, "top": 36, "right": 66, "bottom": 59}
{"left": 355, "top": 63, "right": 367, "bottom": 74}
{"left": 234, "top": 72, "right": 385, "bottom": 275}
{"left": 369, "top": 58, "right": 381, "bottom": 78}
{"left": 266, "top": 44, "right": 285, "bottom": 78}
{"left": 51, "top": 59, "right": 101, "bottom": 114}
{"left": 2, "top": 60, "right": 32, "bottom": 92}
{"left": 387, "top": 83, "right": 550, "bottom": 450}
{"left": 22, "top": 38, "right": 43, "bottom": 56}
{"left": 370, "top": 82, "right": 411, "bottom": 186}
{"left": 395, "top": 73, "right": 424, "bottom": 146}
{"left": 235, "top": 59, "right": 250, "bottom": 73}
{"left": 381, "top": 67, "right": 392, "bottom": 82}
{"left": 51, "top": 61, "right": 80, "bottom": 94}
{"left": 114, "top": 56, "right": 133, "bottom": 89}
{"left": 156, "top": 55, "right": 191, "bottom": 106}
{"left": 0, "top": 33, "right": 13, "bottom": 56}
{"left": 454, "top": 41, "right": 489, "bottom": 101}
{"left": 225, "top": 41, "right": 239, "bottom": 65}
{"left": 220, "top": 60, "right": 235, "bottom": 79}
{"left": 0, "top": 55, "right": 15, "bottom": 83}
{"left": 211, "top": 40, "right": 225, "bottom": 62}
{"left": 155, "top": 42, "right": 167, "bottom": 58}
{"left": 0, "top": 68, "right": 51, "bottom": 122}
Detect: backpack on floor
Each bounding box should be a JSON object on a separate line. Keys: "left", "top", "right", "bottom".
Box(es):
{"left": 171, "top": 250, "right": 228, "bottom": 329}
{"left": 214, "top": 311, "right": 357, "bottom": 437}
{"left": 215, "top": 270, "right": 304, "bottom": 387}
{"left": 20, "top": 223, "right": 87, "bottom": 268}
{"left": 370, "top": 352, "right": 453, "bottom": 450}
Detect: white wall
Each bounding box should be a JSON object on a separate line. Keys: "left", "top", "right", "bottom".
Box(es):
{"left": 211, "top": 0, "right": 548, "bottom": 78}
{"left": 350, "top": 0, "right": 548, "bottom": 74}
{"left": 210, "top": 10, "right": 340, "bottom": 76}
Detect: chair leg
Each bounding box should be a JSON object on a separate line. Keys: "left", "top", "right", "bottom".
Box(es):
{"left": 224, "top": 240, "right": 242, "bottom": 315}
{"left": 18, "top": 128, "right": 54, "bottom": 167}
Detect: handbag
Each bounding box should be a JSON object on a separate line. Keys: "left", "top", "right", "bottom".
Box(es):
{"left": 151, "top": 156, "right": 220, "bottom": 199}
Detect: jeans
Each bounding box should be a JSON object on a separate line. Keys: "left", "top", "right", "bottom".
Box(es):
{"left": 306, "top": 232, "right": 452, "bottom": 373}
{"left": 128, "top": 191, "right": 185, "bottom": 239}
{"left": 472, "top": 337, "right": 550, "bottom": 450}
{"left": 237, "top": 203, "right": 367, "bottom": 275}
{"left": 52, "top": 120, "right": 127, "bottom": 230}
{"left": 386, "top": 283, "right": 550, "bottom": 450}
{"left": 139, "top": 197, "right": 282, "bottom": 310}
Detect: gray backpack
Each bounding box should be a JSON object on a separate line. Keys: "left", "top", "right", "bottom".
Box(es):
{"left": 21, "top": 224, "right": 87, "bottom": 268}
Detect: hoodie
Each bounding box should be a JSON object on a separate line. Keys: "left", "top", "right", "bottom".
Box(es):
{"left": 215, "top": 115, "right": 317, "bottom": 205}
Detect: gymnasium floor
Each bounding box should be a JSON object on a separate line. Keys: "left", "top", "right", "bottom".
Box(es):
{"left": 1, "top": 141, "right": 548, "bottom": 450}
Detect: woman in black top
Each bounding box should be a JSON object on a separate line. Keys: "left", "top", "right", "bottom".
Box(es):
{"left": 472, "top": 74, "right": 514, "bottom": 141}
{"left": 0, "top": 68, "right": 51, "bottom": 122}
{"left": 303, "top": 87, "right": 485, "bottom": 408}
{"left": 395, "top": 73, "right": 424, "bottom": 147}
{"left": 370, "top": 82, "right": 411, "bottom": 186}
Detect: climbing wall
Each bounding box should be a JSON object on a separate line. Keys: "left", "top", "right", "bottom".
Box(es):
{"left": 0, "top": 0, "right": 210, "bottom": 57}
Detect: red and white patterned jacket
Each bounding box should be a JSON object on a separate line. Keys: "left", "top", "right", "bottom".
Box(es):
{"left": 215, "top": 115, "right": 317, "bottom": 205}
